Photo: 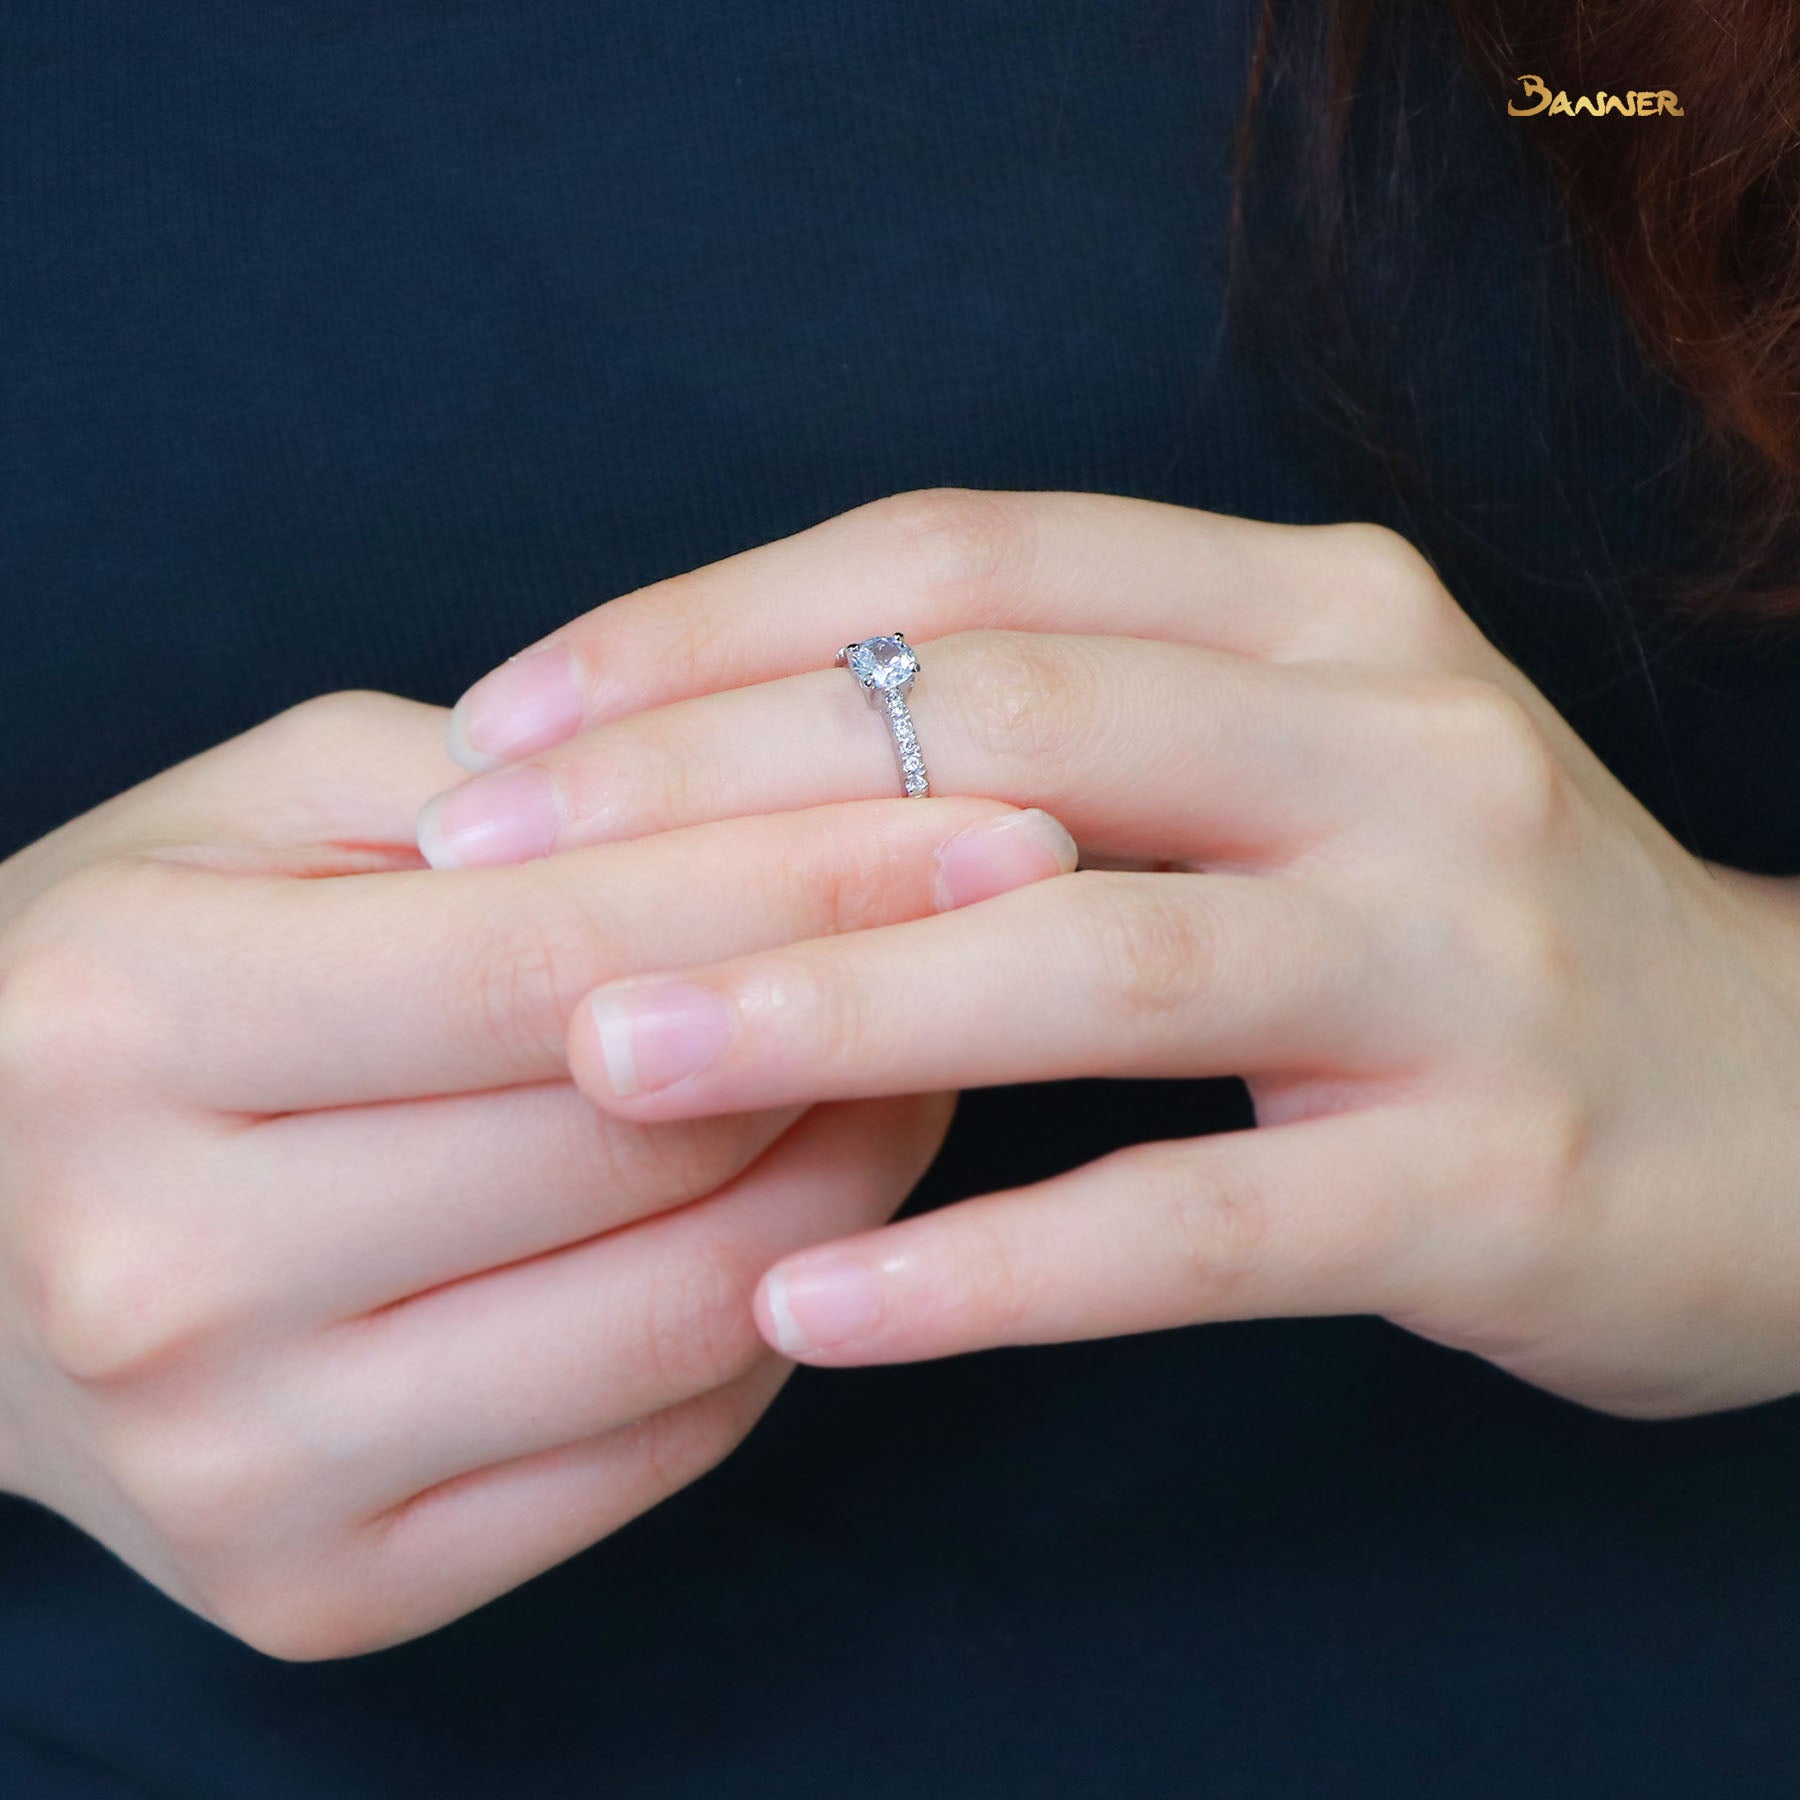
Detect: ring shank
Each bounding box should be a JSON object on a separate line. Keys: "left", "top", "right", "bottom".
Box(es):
{"left": 882, "top": 688, "right": 930, "bottom": 797}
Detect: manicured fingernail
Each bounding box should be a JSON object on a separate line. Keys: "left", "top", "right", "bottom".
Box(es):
{"left": 416, "top": 765, "right": 564, "bottom": 869}
{"left": 447, "top": 646, "right": 584, "bottom": 771}
{"left": 932, "top": 807, "right": 1079, "bottom": 910}
{"left": 764, "top": 1255, "right": 885, "bottom": 1356}
{"left": 587, "top": 980, "right": 736, "bottom": 1098}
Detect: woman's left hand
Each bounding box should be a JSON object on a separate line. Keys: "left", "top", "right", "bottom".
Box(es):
{"left": 418, "top": 487, "right": 1800, "bottom": 1420}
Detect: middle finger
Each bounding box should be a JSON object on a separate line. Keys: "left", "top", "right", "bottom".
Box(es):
{"left": 304, "top": 1091, "right": 946, "bottom": 1512}
{"left": 204, "top": 1082, "right": 805, "bottom": 1328}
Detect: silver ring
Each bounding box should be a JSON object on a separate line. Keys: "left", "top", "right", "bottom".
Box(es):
{"left": 836, "top": 632, "right": 930, "bottom": 797}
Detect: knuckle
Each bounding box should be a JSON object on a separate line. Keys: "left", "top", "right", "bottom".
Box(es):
{"left": 641, "top": 1238, "right": 763, "bottom": 1395}
{"left": 1457, "top": 891, "right": 1583, "bottom": 1025}
{"left": 950, "top": 629, "right": 1096, "bottom": 767}
{"left": 1129, "top": 1141, "right": 1270, "bottom": 1308}
{"left": 30, "top": 1220, "right": 226, "bottom": 1386}
{"left": 587, "top": 1112, "right": 769, "bottom": 1220}
{"left": 591, "top": 713, "right": 701, "bottom": 832}
{"left": 956, "top": 1211, "right": 1040, "bottom": 1337}
{"left": 632, "top": 1404, "right": 686, "bottom": 1498}
{"left": 265, "top": 688, "right": 399, "bottom": 745}
{"left": 1419, "top": 1090, "right": 1595, "bottom": 1348}
{"left": 771, "top": 822, "right": 893, "bottom": 934}
{"left": 634, "top": 1386, "right": 749, "bottom": 1499}
{"left": 0, "top": 859, "right": 193, "bottom": 1102}
{"left": 1494, "top": 1080, "right": 1595, "bottom": 1236}
{"left": 7, "top": 853, "right": 158, "bottom": 942}
{"left": 1323, "top": 521, "right": 1463, "bottom": 654}
{"left": 23, "top": 1202, "right": 239, "bottom": 1382}
{"left": 0, "top": 934, "right": 116, "bottom": 1105}
{"left": 452, "top": 882, "right": 613, "bottom": 1064}
{"left": 1401, "top": 674, "right": 1568, "bottom": 843}
{"left": 647, "top": 590, "right": 736, "bottom": 699}
{"left": 238, "top": 688, "right": 405, "bottom": 773}
{"left": 1085, "top": 878, "right": 1211, "bottom": 1023}
{"left": 105, "top": 1415, "right": 297, "bottom": 1564}
{"left": 3, "top": 852, "right": 171, "bottom": 966}
{"left": 759, "top": 949, "right": 869, "bottom": 1078}
{"left": 847, "top": 1091, "right": 959, "bottom": 1207}
{"left": 862, "top": 487, "right": 1036, "bottom": 612}
{"left": 1330, "top": 518, "right": 1431, "bottom": 579}
{"left": 216, "top": 690, "right": 438, "bottom": 838}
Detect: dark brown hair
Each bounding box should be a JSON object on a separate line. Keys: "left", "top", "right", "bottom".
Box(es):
{"left": 1227, "top": 0, "right": 1800, "bottom": 626}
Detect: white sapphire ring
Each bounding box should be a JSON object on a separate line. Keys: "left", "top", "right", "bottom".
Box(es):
{"left": 836, "top": 632, "right": 930, "bottom": 797}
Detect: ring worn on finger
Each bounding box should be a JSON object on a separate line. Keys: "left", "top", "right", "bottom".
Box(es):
{"left": 837, "top": 633, "right": 931, "bottom": 797}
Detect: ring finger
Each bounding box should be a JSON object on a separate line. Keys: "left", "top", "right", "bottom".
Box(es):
{"left": 417, "top": 631, "right": 1396, "bottom": 871}
{"left": 305, "top": 1091, "right": 948, "bottom": 1510}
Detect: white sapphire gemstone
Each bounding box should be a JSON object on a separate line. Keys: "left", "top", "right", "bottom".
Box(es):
{"left": 844, "top": 635, "right": 919, "bottom": 690}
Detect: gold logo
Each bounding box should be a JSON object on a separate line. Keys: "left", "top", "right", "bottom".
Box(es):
{"left": 1508, "top": 74, "right": 1683, "bottom": 117}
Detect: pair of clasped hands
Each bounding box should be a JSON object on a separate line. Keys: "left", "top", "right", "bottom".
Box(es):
{"left": 5, "top": 489, "right": 1800, "bottom": 1660}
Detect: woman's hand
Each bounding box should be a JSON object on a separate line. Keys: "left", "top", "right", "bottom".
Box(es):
{"left": 421, "top": 486, "right": 1800, "bottom": 1421}
{"left": 0, "top": 688, "right": 1070, "bottom": 1659}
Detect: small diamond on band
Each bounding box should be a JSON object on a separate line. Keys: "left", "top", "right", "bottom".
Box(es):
{"left": 836, "top": 632, "right": 931, "bottom": 797}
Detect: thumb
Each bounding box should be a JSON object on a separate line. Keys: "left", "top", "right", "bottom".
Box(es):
{"left": 190, "top": 689, "right": 467, "bottom": 857}
{"left": 7, "top": 691, "right": 465, "bottom": 901}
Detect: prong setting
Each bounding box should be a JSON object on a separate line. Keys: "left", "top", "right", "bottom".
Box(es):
{"left": 837, "top": 633, "right": 930, "bottom": 796}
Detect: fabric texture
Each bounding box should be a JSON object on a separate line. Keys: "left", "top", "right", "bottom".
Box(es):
{"left": 3, "top": 3, "right": 1798, "bottom": 1794}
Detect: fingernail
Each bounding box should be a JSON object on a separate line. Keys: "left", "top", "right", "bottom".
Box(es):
{"left": 764, "top": 1255, "right": 885, "bottom": 1356}
{"left": 932, "top": 807, "right": 1079, "bottom": 911}
{"left": 417, "top": 765, "right": 564, "bottom": 869}
{"left": 447, "top": 646, "right": 585, "bottom": 771}
{"left": 587, "top": 980, "right": 737, "bottom": 1098}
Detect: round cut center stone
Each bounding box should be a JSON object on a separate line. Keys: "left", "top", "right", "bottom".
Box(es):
{"left": 846, "top": 636, "right": 919, "bottom": 689}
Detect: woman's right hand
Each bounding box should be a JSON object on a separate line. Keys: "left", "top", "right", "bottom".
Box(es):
{"left": 0, "top": 689, "right": 1074, "bottom": 1659}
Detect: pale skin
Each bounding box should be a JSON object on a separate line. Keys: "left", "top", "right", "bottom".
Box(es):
{"left": 0, "top": 686, "right": 1075, "bottom": 1659}
{"left": 421, "top": 486, "right": 1800, "bottom": 1424}
{"left": 9, "top": 488, "right": 1800, "bottom": 1664}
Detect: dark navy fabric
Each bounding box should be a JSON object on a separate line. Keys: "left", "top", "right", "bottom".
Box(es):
{"left": 4, "top": 3, "right": 1799, "bottom": 1795}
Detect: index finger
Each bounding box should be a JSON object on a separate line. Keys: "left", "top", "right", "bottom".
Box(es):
{"left": 98, "top": 798, "right": 1077, "bottom": 1113}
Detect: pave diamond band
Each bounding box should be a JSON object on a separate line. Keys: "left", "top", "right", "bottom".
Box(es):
{"left": 836, "top": 632, "right": 931, "bottom": 797}
{"left": 881, "top": 687, "right": 929, "bottom": 796}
